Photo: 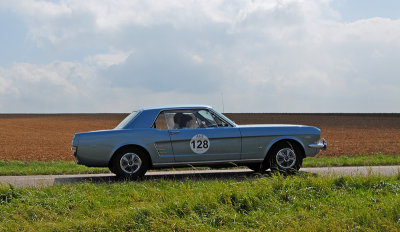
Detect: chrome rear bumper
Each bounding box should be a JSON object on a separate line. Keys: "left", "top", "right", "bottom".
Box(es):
{"left": 71, "top": 146, "right": 81, "bottom": 164}
{"left": 308, "top": 138, "right": 327, "bottom": 150}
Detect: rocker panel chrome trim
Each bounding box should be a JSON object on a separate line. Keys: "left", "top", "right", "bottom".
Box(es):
{"left": 152, "top": 159, "right": 264, "bottom": 167}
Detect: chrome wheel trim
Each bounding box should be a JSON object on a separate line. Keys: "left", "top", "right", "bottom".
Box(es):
{"left": 276, "top": 148, "right": 296, "bottom": 169}
{"left": 120, "top": 153, "right": 142, "bottom": 174}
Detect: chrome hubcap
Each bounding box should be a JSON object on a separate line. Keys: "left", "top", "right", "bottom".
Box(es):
{"left": 276, "top": 148, "right": 296, "bottom": 169}
{"left": 120, "top": 153, "right": 142, "bottom": 174}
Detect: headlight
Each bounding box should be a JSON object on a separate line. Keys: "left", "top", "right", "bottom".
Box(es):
{"left": 71, "top": 146, "right": 77, "bottom": 154}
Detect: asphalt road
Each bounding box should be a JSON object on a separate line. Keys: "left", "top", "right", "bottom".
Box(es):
{"left": 1, "top": 165, "right": 399, "bottom": 188}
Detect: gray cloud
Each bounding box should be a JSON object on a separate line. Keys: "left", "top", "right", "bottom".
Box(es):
{"left": 0, "top": 0, "right": 400, "bottom": 113}
{"left": 103, "top": 24, "right": 230, "bottom": 94}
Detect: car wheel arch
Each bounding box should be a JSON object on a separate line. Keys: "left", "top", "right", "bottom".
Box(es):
{"left": 264, "top": 138, "right": 306, "bottom": 162}
{"left": 108, "top": 144, "right": 153, "bottom": 169}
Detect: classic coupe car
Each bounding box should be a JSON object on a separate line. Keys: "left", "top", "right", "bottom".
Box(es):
{"left": 71, "top": 105, "right": 326, "bottom": 178}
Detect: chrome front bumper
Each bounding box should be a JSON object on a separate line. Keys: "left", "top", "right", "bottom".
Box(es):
{"left": 308, "top": 138, "right": 327, "bottom": 150}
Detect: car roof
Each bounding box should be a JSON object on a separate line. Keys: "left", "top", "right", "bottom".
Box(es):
{"left": 138, "top": 104, "right": 212, "bottom": 111}
{"left": 120, "top": 104, "right": 236, "bottom": 129}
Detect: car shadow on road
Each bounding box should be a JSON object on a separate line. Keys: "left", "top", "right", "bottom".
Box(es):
{"left": 53, "top": 170, "right": 318, "bottom": 185}
{"left": 53, "top": 175, "right": 117, "bottom": 185}
{"left": 53, "top": 170, "right": 260, "bottom": 184}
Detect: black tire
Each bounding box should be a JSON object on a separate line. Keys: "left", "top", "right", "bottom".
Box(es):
{"left": 108, "top": 162, "right": 115, "bottom": 174}
{"left": 110, "top": 147, "right": 149, "bottom": 180}
{"left": 269, "top": 141, "right": 303, "bottom": 174}
{"left": 247, "top": 163, "right": 262, "bottom": 172}
{"left": 247, "top": 163, "right": 269, "bottom": 173}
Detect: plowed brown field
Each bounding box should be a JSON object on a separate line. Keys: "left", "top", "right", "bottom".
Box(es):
{"left": 1, "top": 113, "right": 399, "bottom": 161}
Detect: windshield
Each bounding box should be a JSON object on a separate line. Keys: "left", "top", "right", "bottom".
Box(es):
{"left": 210, "top": 109, "right": 237, "bottom": 127}
{"left": 115, "top": 111, "right": 139, "bottom": 129}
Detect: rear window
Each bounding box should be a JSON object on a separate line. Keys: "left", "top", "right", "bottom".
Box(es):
{"left": 115, "top": 111, "right": 139, "bottom": 129}
{"left": 153, "top": 112, "right": 168, "bottom": 130}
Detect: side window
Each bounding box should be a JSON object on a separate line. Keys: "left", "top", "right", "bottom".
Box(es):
{"left": 196, "top": 110, "right": 218, "bottom": 128}
{"left": 165, "top": 111, "right": 198, "bottom": 129}
{"left": 153, "top": 112, "right": 168, "bottom": 130}
{"left": 161, "top": 109, "right": 231, "bottom": 129}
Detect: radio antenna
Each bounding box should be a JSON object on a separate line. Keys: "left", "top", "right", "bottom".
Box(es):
{"left": 221, "top": 92, "right": 225, "bottom": 113}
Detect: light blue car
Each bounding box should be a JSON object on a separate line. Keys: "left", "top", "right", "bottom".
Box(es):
{"left": 71, "top": 105, "right": 326, "bottom": 178}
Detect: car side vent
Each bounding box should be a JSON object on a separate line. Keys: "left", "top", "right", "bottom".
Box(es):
{"left": 154, "top": 143, "right": 168, "bottom": 156}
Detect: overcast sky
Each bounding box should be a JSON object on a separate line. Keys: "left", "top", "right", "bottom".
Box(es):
{"left": 1, "top": 0, "right": 399, "bottom": 113}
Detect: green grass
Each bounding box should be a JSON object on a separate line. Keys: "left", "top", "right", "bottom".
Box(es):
{"left": 1, "top": 174, "right": 400, "bottom": 231}
{"left": 303, "top": 154, "right": 400, "bottom": 167}
{"left": 0, "top": 154, "right": 399, "bottom": 176}
{"left": 0, "top": 161, "right": 109, "bottom": 176}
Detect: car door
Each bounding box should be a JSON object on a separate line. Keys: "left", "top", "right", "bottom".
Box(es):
{"left": 165, "top": 109, "right": 242, "bottom": 163}
{"left": 150, "top": 111, "right": 175, "bottom": 164}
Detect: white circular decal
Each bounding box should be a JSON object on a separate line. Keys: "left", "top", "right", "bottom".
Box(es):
{"left": 190, "top": 134, "right": 210, "bottom": 154}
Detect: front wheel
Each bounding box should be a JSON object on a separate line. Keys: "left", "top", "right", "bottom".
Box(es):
{"left": 110, "top": 148, "right": 149, "bottom": 179}
{"left": 269, "top": 141, "right": 303, "bottom": 174}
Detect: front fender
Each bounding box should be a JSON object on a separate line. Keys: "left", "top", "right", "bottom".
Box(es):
{"left": 264, "top": 136, "right": 306, "bottom": 159}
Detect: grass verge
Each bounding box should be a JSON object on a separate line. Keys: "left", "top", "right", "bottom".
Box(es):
{"left": 0, "top": 154, "right": 399, "bottom": 176}
{"left": 1, "top": 174, "right": 400, "bottom": 231}
{"left": 303, "top": 154, "right": 400, "bottom": 167}
{"left": 0, "top": 160, "right": 109, "bottom": 176}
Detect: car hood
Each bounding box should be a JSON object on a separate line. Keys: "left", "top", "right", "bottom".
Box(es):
{"left": 236, "top": 124, "right": 321, "bottom": 136}
{"left": 237, "top": 124, "right": 310, "bottom": 128}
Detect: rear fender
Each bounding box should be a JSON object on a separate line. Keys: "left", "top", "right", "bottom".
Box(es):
{"left": 107, "top": 142, "right": 150, "bottom": 163}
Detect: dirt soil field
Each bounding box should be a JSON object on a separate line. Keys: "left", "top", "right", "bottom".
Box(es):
{"left": 1, "top": 113, "right": 399, "bottom": 161}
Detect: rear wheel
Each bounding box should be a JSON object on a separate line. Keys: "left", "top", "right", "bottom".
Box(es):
{"left": 247, "top": 163, "right": 270, "bottom": 173}
{"left": 110, "top": 148, "right": 149, "bottom": 180}
{"left": 247, "top": 163, "right": 263, "bottom": 172}
{"left": 269, "top": 141, "right": 303, "bottom": 174}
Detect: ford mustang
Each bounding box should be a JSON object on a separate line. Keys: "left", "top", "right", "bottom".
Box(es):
{"left": 71, "top": 105, "right": 327, "bottom": 178}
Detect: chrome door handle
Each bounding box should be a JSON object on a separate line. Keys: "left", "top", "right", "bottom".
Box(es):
{"left": 169, "top": 130, "right": 180, "bottom": 135}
